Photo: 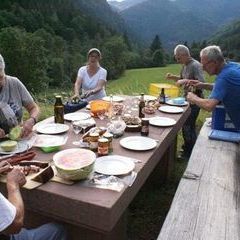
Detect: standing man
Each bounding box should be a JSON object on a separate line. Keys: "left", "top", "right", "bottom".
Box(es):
{"left": 0, "top": 54, "right": 40, "bottom": 138}
{"left": 187, "top": 45, "right": 240, "bottom": 130}
{"left": 166, "top": 45, "right": 205, "bottom": 159}
{"left": 0, "top": 161, "right": 68, "bottom": 240}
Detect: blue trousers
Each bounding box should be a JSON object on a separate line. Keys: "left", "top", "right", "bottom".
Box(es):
{"left": 10, "top": 223, "right": 67, "bottom": 240}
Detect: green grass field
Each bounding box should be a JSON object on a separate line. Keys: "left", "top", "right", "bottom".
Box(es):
{"left": 35, "top": 64, "right": 215, "bottom": 239}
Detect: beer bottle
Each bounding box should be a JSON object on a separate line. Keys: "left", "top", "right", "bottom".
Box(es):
{"left": 141, "top": 118, "right": 149, "bottom": 136}
{"left": 159, "top": 88, "right": 166, "bottom": 104}
{"left": 54, "top": 95, "right": 64, "bottom": 124}
{"left": 139, "top": 93, "right": 145, "bottom": 118}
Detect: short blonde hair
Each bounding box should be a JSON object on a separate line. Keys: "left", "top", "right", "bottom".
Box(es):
{"left": 87, "top": 48, "right": 101, "bottom": 59}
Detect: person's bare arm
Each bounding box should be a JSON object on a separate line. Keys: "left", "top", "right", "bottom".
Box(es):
{"left": 2, "top": 168, "right": 26, "bottom": 235}
{"left": 166, "top": 73, "right": 180, "bottom": 81}
{"left": 0, "top": 128, "right": 6, "bottom": 138}
{"left": 72, "top": 76, "right": 82, "bottom": 99}
{"left": 22, "top": 102, "right": 40, "bottom": 137}
{"left": 185, "top": 80, "right": 214, "bottom": 90}
{"left": 187, "top": 92, "right": 219, "bottom": 111}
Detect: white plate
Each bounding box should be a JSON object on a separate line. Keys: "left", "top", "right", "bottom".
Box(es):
{"left": 64, "top": 112, "right": 91, "bottom": 121}
{"left": 149, "top": 117, "right": 176, "bottom": 127}
{"left": 0, "top": 141, "right": 29, "bottom": 155}
{"left": 36, "top": 123, "right": 69, "bottom": 135}
{"left": 136, "top": 95, "right": 157, "bottom": 101}
{"left": 102, "top": 96, "right": 125, "bottom": 102}
{"left": 120, "top": 136, "right": 157, "bottom": 151}
{"left": 158, "top": 106, "right": 184, "bottom": 114}
{"left": 95, "top": 155, "right": 135, "bottom": 175}
{"left": 33, "top": 134, "right": 68, "bottom": 147}
{"left": 166, "top": 99, "right": 188, "bottom": 106}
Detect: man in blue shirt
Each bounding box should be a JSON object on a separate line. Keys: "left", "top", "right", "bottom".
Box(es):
{"left": 187, "top": 45, "right": 240, "bottom": 130}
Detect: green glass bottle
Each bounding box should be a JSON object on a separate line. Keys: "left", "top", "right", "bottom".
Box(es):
{"left": 54, "top": 95, "right": 64, "bottom": 124}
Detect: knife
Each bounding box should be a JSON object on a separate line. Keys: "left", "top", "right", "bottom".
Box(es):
{"left": 32, "top": 166, "right": 54, "bottom": 183}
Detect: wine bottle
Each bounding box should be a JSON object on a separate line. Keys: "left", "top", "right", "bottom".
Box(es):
{"left": 139, "top": 93, "right": 145, "bottom": 118}
{"left": 54, "top": 95, "right": 64, "bottom": 124}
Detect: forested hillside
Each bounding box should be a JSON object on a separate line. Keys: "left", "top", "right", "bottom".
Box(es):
{"left": 0, "top": 0, "right": 131, "bottom": 93}
{"left": 120, "top": 0, "right": 240, "bottom": 48}
{"left": 209, "top": 20, "right": 240, "bottom": 61}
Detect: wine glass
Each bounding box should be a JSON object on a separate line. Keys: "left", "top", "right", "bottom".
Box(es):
{"left": 72, "top": 121, "right": 82, "bottom": 145}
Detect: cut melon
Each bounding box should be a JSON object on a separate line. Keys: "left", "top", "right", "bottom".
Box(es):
{"left": 9, "top": 126, "right": 22, "bottom": 140}
{"left": 53, "top": 148, "right": 96, "bottom": 180}
{"left": 0, "top": 140, "right": 17, "bottom": 152}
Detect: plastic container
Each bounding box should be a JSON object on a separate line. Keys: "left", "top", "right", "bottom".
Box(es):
{"left": 149, "top": 83, "right": 179, "bottom": 98}
{"left": 211, "top": 105, "right": 238, "bottom": 132}
{"left": 172, "top": 97, "right": 185, "bottom": 105}
{"left": 90, "top": 100, "right": 110, "bottom": 117}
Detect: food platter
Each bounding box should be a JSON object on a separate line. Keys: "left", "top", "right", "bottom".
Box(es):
{"left": 149, "top": 117, "right": 176, "bottom": 127}
{"left": 33, "top": 134, "right": 68, "bottom": 147}
{"left": 166, "top": 99, "right": 188, "bottom": 106}
{"left": 136, "top": 95, "right": 157, "bottom": 101}
{"left": 0, "top": 141, "right": 29, "bottom": 155}
{"left": 158, "top": 106, "right": 184, "bottom": 114}
{"left": 120, "top": 136, "right": 157, "bottom": 151}
{"left": 102, "top": 96, "right": 125, "bottom": 102}
{"left": 36, "top": 123, "right": 69, "bottom": 135}
{"left": 94, "top": 155, "right": 135, "bottom": 175}
{"left": 64, "top": 112, "right": 91, "bottom": 121}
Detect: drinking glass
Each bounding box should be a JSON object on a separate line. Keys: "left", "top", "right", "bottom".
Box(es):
{"left": 72, "top": 121, "right": 82, "bottom": 145}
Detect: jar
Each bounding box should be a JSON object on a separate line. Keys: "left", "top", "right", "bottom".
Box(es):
{"left": 89, "top": 132, "right": 99, "bottom": 152}
{"left": 98, "top": 138, "right": 109, "bottom": 156}
{"left": 141, "top": 118, "right": 149, "bottom": 136}
{"left": 103, "top": 132, "right": 113, "bottom": 153}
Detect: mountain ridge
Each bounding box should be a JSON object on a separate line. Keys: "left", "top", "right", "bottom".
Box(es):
{"left": 109, "top": 0, "right": 240, "bottom": 48}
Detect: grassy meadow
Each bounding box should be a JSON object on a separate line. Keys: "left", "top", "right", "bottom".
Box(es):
{"left": 34, "top": 64, "right": 214, "bottom": 240}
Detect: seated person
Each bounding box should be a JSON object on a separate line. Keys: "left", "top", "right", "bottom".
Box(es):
{"left": 0, "top": 161, "right": 68, "bottom": 240}
{"left": 72, "top": 48, "right": 107, "bottom": 102}
{"left": 0, "top": 54, "right": 40, "bottom": 138}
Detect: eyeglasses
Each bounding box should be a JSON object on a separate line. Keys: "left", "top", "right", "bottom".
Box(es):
{"left": 202, "top": 60, "right": 214, "bottom": 68}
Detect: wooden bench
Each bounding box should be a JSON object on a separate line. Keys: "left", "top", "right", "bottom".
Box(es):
{"left": 157, "top": 123, "right": 240, "bottom": 240}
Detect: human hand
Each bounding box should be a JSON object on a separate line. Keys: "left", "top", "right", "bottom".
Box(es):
{"left": 0, "top": 128, "right": 6, "bottom": 138}
{"left": 0, "top": 160, "right": 12, "bottom": 174}
{"left": 71, "top": 94, "right": 80, "bottom": 101}
{"left": 176, "top": 79, "right": 188, "bottom": 87}
{"left": 187, "top": 92, "right": 198, "bottom": 104}
{"left": 21, "top": 119, "right": 33, "bottom": 138}
{"left": 7, "top": 167, "right": 26, "bottom": 188}
{"left": 166, "top": 73, "right": 173, "bottom": 80}
{"left": 84, "top": 90, "right": 93, "bottom": 98}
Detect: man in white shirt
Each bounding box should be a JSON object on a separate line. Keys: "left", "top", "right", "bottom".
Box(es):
{"left": 0, "top": 161, "right": 67, "bottom": 240}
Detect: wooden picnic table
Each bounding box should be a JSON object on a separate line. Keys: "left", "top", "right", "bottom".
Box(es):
{"left": 0, "top": 96, "right": 190, "bottom": 240}
{"left": 157, "top": 122, "right": 240, "bottom": 240}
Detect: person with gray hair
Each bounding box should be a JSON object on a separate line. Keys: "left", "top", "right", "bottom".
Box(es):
{"left": 0, "top": 54, "right": 40, "bottom": 138}
{"left": 187, "top": 45, "right": 240, "bottom": 130}
{"left": 166, "top": 44, "right": 205, "bottom": 160}
{"left": 72, "top": 48, "right": 107, "bottom": 102}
